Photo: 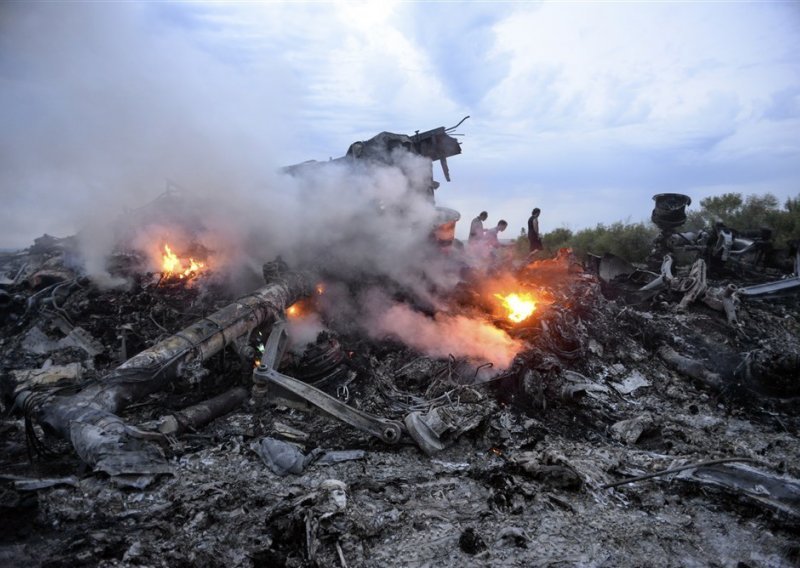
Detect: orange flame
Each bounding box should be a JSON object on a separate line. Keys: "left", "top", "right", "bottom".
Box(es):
{"left": 494, "top": 292, "right": 537, "bottom": 323}
{"left": 161, "top": 244, "right": 206, "bottom": 279}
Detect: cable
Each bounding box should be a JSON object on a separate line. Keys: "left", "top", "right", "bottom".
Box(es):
{"left": 602, "top": 457, "right": 765, "bottom": 489}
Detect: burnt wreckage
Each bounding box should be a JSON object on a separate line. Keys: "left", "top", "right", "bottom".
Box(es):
{"left": 1, "top": 124, "right": 800, "bottom": 567}
{"left": 647, "top": 193, "right": 800, "bottom": 297}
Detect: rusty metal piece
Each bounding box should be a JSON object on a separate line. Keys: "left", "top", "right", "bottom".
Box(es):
{"left": 30, "top": 271, "right": 312, "bottom": 437}
{"left": 290, "top": 334, "right": 349, "bottom": 387}
{"left": 597, "top": 253, "right": 636, "bottom": 283}
{"left": 158, "top": 387, "right": 249, "bottom": 435}
{"left": 739, "top": 277, "right": 800, "bottom": 297}
{"left": 262, "top": 320, "right": 289, "bottom": 371}
{"left": 658, "top": 346, "right": 723, "bottom": 391}
{"left": 254, "top": 366, "right": 403, "bottom": 445}
{"left": 404, "top": 410, "right": 446, "bottom": 455}
{"left": 252, "top": 320, "right": 289, "bottom": 405}
{"left": 284, "top": 118, "right": 466, "bottom": 187}
{"left": 651, "top": 193, "right": 691, "bottom": 231}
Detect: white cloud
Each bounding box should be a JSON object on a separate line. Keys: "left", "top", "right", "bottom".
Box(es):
{"left": 1, "top": 2, "right": 798, "bottom": 249}
{"left": 192, "top": 1, "right": 464, "bottom": 156}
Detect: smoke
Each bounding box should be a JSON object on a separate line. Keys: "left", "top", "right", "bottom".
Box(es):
{"left": 1, "top": 5, "right": 520, "bottom": 368}
{"left": 368, "top": 302, "right": 522, "bottom": 369}
{"left": 286, "top": 312, "right": 325, "bottom": 353}
{"left": 0, "top": 5, "right": 454, "bottom": 293}
{"left": 0, "top": 3, "right": 296, "bottom": 251}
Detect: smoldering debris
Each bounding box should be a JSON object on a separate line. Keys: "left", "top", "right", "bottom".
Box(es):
{"left": 2, "top": 229, "right": 800, "bottom": 567}
{"left": 2, "top": 164, "right": 800, "bottom": 566}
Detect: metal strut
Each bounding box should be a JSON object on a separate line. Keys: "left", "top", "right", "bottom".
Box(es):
{"left": 254, "top": 366, "right": 404, "bottom": 445}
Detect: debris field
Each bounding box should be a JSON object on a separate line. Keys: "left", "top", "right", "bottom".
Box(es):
{"left": 1, "top": 228, "right": 799, "bottom": 568}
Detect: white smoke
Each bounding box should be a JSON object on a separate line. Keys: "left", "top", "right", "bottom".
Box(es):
{"left": 286, "top": 312, "right": 326, "bottom": 353}
{"left": 0, "top": 3, "right": 296, "bottom": 251}
{"left": 353, "top": 287, "right": 522, "bottom": 370}
{"left": 0, "top": 5, "right": 522, "bottom": 368}
{"left": 369, "top": 302, "right": 522, "bottom": 369}
{"left": 0, "top": 4, "right": 453, "bottom": 293}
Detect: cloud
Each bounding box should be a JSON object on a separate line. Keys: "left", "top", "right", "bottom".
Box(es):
{"left": 440, "top": 3, "right": 800, "bottom": 236}
{"left": 395, "top": 4, "right": 509, "bottom": 109}
{"left": 189, "top": 1, "right": 465, "bottom": 158}
{"left": 1, "top": 1, "right": 798, "bottom": 253}
{"left": 763, "top": 87, "right": 800, "bottom": 122}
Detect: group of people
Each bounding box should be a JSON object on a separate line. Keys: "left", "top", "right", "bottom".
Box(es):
{"left": 468, "top": 211, "right": 507, "bottom": 247}
{"left": 468, "top": 208, "right": 542, "bottom": 253}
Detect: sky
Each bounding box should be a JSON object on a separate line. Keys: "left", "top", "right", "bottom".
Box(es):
{"left": 1, "top": 1, "right": 799, "bottom": 248}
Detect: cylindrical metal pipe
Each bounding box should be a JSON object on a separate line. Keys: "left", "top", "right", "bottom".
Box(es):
{"left": 32, "top": 271, "right": 312, "bottom": 439}
{"left": 158, "top": 387, "right": 249, "bottom": 436}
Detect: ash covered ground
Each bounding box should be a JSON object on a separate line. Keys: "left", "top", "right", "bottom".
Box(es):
{"left": 1, "top": 230, "right": 799, "bottom": 568}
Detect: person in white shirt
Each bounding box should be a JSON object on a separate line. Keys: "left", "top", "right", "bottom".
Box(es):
{"left": 469, "top": 211, "right": 488, "bottom": 243}
{"left": 484, "top": 220, "right": 508, "bottom": 247}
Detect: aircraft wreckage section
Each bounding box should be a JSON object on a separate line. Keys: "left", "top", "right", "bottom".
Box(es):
{"left": 1, "top": 135, "right": 800, "bottom": 567}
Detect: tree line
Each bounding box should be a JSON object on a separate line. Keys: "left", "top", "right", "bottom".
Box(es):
{"left": 516, "top": 192, "right": 800, "bottom": 263}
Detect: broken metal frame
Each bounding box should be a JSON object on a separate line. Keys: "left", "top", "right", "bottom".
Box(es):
{"left": 253, "top": 323, "right": 404, "bottom": 445}
{"left": 254, "top": 366, "right": 404, "bottom": 445}
{"left": 15, "top": 269, "right": 314, "bottom": 478}
{"left": 640, "top": 255, "right": 739, "bottom": 325}
{"left": 252, "top": 323, "right": 473, "bottom": 453}
{"left": 739, "top": 246, "right": 800, "bottom": 297}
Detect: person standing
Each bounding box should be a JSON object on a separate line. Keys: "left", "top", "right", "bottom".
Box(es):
{"left": 528, "top": 208, "right": 542, "bottom": 252}
{"left": 469, "top": 211, "right": 488, "bottom": 243}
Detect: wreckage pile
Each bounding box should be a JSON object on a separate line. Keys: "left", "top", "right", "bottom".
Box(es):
{"left": 1, "top": 231, "right": 800, "bottom": 567}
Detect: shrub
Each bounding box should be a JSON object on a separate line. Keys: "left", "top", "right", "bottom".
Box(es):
{"left": 542, "top": 222, "right": 656, "bottom": 263}
{"left": 685, "top": 192, "right": 800, "bottom": 247}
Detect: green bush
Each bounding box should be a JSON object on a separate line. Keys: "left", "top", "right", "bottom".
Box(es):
{"left": 542, "top": 227, "right": 573, "bottom": 251}
{"left": 538, "top": 192, "right": 800, "bottom": 263}
{"left": 541, "top": 222, "right": 657, "bottom": 263}
{"left": 685, "top": 192, "right": 800, "bottom": 247}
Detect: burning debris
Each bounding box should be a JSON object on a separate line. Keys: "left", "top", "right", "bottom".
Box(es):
{"left": 159, "top": 244, "right": 207, "bottom": 281}
{"left": 1, "top": 130, "right": 799, "bottom": 567}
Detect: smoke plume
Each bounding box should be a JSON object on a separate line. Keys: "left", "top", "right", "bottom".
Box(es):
{"left": 0, "top": 5, "right": 523, "bottom": 370}
{"left": 0, "top": 4, "right": 451, "bottom": 293}
{"left": 369, "top": 302, "right": 522, "bottom": 369}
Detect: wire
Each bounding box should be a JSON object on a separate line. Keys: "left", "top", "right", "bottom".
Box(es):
{"left": 601, "top": 457, "right": 765, "bottom": 489}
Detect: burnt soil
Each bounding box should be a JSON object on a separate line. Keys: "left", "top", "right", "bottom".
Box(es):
{"left": 1, "top": 247, "right": 799, "bottom": 568}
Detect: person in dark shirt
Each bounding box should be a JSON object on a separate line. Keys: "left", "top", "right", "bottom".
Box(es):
{"left": 528, "top": 208, "right": 542, "bottom": 252}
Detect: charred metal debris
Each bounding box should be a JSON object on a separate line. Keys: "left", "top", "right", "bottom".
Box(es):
{"left": 1, "top": 169, "right": 800, "bottom": 564}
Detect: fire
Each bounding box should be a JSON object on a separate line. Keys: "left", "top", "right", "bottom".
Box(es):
{"left": 286, "top": 295, "right": 321, "bottom": 318}
{"left": 161, "top": 244, "right": 206, "bottom": 279}
{"left": 374, "top": 304, "right": 523, "bottom": 369}
{"left": 494, "top": 292, "right": 537, "bottom": 323}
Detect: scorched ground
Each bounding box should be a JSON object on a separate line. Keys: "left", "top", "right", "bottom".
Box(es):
{"left": 1, "top": 233, "right": 799, "bottom": 567}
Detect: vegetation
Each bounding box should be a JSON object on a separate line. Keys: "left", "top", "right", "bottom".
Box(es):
{"left": 684, "top": 193, "right": 800, "bottom": 248}
{"left": 538, "top": 222, "right": 657, "bottom": 262}
{"left": 527, "top": 192, "right": 800, "bottom": 263}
